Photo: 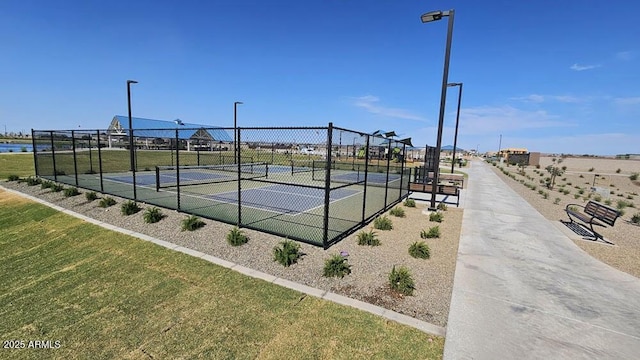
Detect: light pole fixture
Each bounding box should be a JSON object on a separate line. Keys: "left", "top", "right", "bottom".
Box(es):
{"left": 447, "top": 82, "right": 463, "bottom": 173}
{"left": 234, "top": 101, "right": 243, "bottom": 164}
{"left": 421, "top": 9, "right": 455, "bottom": 210}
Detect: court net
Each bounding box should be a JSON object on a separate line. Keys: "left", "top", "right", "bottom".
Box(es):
{"left": 155, "top": 162, "right": 268, "bottom": 190}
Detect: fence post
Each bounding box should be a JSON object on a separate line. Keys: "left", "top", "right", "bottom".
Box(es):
{"left": 237, "top": 128, "right": 242, "bottom": 227}
{"left": 361, "top": 134, "right": 370, "bottom": 224}
{"left": 131, "top": 128, "right": 137, "bottom": 201}
{"left": 71, "top": 130, "right": 79, "bottom": 186}
{"left": 176, "top": 129, "right": 181, "bottom": 210}
{"left": 97, "top": 130, "right": 104, "bottom": 193}
{"left": 399, "top": 143, "right": 407, "bottom": 200}
{"left": 384, "top": 139, "right": 392, "bottom": 207}
{"left": 31, "top": 129, "right": 38, "bottom": 177}
{"left": 322, "top": 123, "right": 333, "bottom": 248}
{"left": 88, "top": 134, "right": 94, "bottom": 174}
{"left": 50, "top": 131, "right": 57, "bottom": 181}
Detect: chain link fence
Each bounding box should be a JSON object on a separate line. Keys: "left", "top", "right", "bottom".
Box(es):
{"left": 32, "top": 123, "right": 410, "bottom": 248}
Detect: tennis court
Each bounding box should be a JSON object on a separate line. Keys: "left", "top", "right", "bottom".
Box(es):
{"left": 206, "top": 184, "right": 359, "bottom": 215}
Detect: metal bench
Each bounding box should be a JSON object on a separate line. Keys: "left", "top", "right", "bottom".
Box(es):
{"left": 408, "top": 182, "right": 460, "bottom": 207}
{"left": 563, "top": 201, "right": 620, "bottom": 244}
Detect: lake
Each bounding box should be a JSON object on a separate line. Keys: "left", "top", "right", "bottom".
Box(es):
{"left": 0, "top": 143, "right": 37, "bottom": 153}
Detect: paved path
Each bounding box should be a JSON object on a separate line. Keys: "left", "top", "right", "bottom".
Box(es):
{"left": 444, "top": 160, "right": 640, "bottom": 359}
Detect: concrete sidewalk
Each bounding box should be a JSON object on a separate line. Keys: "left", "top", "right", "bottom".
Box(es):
{"left": 444, "top": 160, "right": 640, "bottom": 359}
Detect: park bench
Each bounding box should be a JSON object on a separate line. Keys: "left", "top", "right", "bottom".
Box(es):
{"left": 426, "top": 172, "right": 464, "bottom": 188}
{"left": 563, "top": 201, "right": 620, "bottom": 244}
{"left": 408, "top": 182, "right": 460, "bottom": 207}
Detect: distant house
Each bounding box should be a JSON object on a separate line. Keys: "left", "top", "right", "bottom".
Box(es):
{"left": 107, "top": 116, "right": 232, "bottom": 151}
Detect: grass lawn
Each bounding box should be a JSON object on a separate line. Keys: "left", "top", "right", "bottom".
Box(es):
{"left": 0, "top": 190, "right": 444, "bottom": 359}
{"left": 0, "top": 153, "right": 35, "bottom": 179}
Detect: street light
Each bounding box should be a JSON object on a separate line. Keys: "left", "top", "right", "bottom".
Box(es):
{"left": 126, "top": 79, "right": 138, "bottom": 200}
{"left": 447, "top": 82, "right": 463, "bottom": 173}
{"left": 234, "top": 101, "right": 243, "bottom": 164}
{"left": 421, "top": 9, "right": 455, "bottom": 210}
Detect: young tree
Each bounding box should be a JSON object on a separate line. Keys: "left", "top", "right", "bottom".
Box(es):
{"left": 545, "top": 158, "right": 564, "bottom": 190}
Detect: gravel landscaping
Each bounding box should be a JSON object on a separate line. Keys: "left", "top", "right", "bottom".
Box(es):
{"left": 1, "top": 180, "right": 463, "bottom": 328}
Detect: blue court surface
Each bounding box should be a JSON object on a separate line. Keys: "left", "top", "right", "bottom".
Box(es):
{"left": 104, "top": 169, "right": 250, "bottom": 187}
{"left": 207, "top": 184, "right": 359, "bottom": 214}
{"left": 331, "top": 172, "right": 401, "bottom": 184}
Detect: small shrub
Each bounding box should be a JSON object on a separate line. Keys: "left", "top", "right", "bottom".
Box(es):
{"left": 616, "top": 168, "right": 621, "bottom": 174}
{"left": 437, "top": 202, "right": 448, "bottom": 211}
{"left": 182, "top": 215, "right": 205, "bottom": 231}
{"left": 604, "top": 199, "right": 612, "bottom": 206}
{"left": 51, "top": 184, "right": 64, "bottom": 192}
{"left": 574, "top": 194, "right": 580, "bottom": 199}
{"left": 631, "top": 213, "right": 640, "bottom": 224}
{"left": 538, "top": 189, "right": 544, "bottom": 195}
{"left": 566, "top": 182, "right": 572, "bottom": 186}
{"left": 63, "top": 187, "right": 80, "bottom": 197}
{"left": 356, "top": 230, "right": 380, "bottom": 246}
{"left": 630, "top": 173, "right": 639, "bottom": 181}
{"left": 535, "top": 164, "right": 541, "bottom": 169}
{"left": 627, "top": 195, "right": 634, "bottom": 200}
{"left": 41, "top": 180, "right": 53, "bottom": 189}
{"left": 374, "top": 216, "right": 393, "bottom": 230}
{"left": 553, "top": 197, "right": 561, "bottom": 205}
{"left": 143, "top": 207, "right": 164, "bottom": 223}
{"left": 562, "top": 189, "right": 570, "bottom": 195}
{"left": 273, "top": 239, "right": 302, "bottom": 267}
{"left": 542, "top": 192, "right": 549, "bottom": 199}
{"left": 26, "top": 177, "right": 42, "bottom": 186}
{"left": 579, "top": 174, "right": 584, "bottom": 178}
{"left": 588, "top": 167, "right": 594, "bottom": 172}
{"left": 98, "top": 197, "right": 116, "bottom": 208}
{"left": 616, "top": 200, "right": 630, "bottom": 210}
{"left": 323, "top": 254, "right": 351, "bottom": 278}
{"left": 389, "top": 266, "right": 415, "bottom": 296}
{"left": 594, "top": 195, "right": 602, "bottom": 202}
{"left": 578, "top": 189, "right": 585, "bottom": 195}
{"left": 409, "top": 241, "right": 431, "bottom": 259}
{"left": 226, "top": 227, "right": 249, "bottom": 246}
{"left": 7, "top": 174, "right": 20, "bottom": 181}
{"left": 389, "top": 206, "right": 405, "bottom": 218}
{"left": 121, "top": 200, "right": 141, "bottom": 215}
{"left": 85, "top": 191, "right": 98, "bottom": 201}
{"left": 421, "top": 226, "right": 440, "bottom": 239}
{"left": 403, "top": 198, "right": 416, "bottom": 207}
{"left": 429, "top": 211, "right": 443, "bottom": 223}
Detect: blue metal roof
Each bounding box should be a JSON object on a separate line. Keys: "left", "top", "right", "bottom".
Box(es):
{"left": 111, "top": 116, "right": 232, "bottom": 141}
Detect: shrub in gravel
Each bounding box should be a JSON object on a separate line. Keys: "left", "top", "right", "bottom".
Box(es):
{"left": 273, "top": 239, "right": 302, "bottom": 267}
{"left": 51, "top": 184, "right": 64, "bottom": 192}
{"left": 437, "top": 202, "right": 448, "bottom": 211}
{"left": 26, "top": 177, "right": 42, "bottom": 186}
{"left": 181, "top": 215, "right": 205, "bottom": 231}
{"left": 403, "top": 198, "right": 416, "bottom": 207}
{"left": 323, "top": 254, "right": 351, "bottom": 278}
{"left": 226, "top": 227, "right": 248, "bottom": 246}
{"left": 631, "top": 213, "right": 640, "bottom": 225}
{"left": 630, "top": 173, "right": 639, "bottom": 181}
{"left": 421, "top": 226, "right": 440, "bottom": 239}
{"left": 121, "top": 200, "right": 141, "bottom": 216}
{"left": 409, "top": 241, "right": 431, "bottom": 259}
{"left": 85, "top": 191, "right": 98, "bottom": 202}
{"left": 63, "top": 187, "right": 80, "bottom": 197}
{"left": 604, "top": 199, "right": 612, "bottom": 206}
{"left": 373, "top": 215, "right": 393, "bottom": 230}
{"left": 429, "top": 212, "right": 443, "bottom": 223}
{"left": 389, "top": 266, "right": 415, "bottom": 296}
{"left": 143, "top": 207, "right": 164, "bottom": 224}
{"left": 389, "top": 206, "right": 405, "bottom": 217}
{"left": 554, "top": 197, "right": 561, "bottom": 205}
{"left": 98, "top": 197, "right": 116, "bottom": 208}
{"left": 356, "top": 230, "right": 380, "bottom": 246}
{"left": 41, "top": 180, "right": 54, "bottom": 189}
{"left": 7, "top": 174, "right": 20, "bottom": 181}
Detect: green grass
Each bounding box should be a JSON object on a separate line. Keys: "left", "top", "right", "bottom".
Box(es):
{"left": 0, "top": 190, "right": 443, "bottom": 358}
{"left": 0, "top": 153, "right": 35, "bottom": 178}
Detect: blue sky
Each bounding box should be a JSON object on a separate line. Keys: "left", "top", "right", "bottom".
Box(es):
{"left": 1, "top": 0, "right": 638, "bottom": 155}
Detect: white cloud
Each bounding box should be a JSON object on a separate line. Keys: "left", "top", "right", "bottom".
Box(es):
{"left": 614, "top": 97, "right": 640, "bottom": 105}
{"left": 570, "top": 63, "right": 601, "bottom": 71}
{"left": 615, "top": 51, "right": 634, "bottom": 61}
{"left": 511, "top": 94, "right": 584, "bottom": 103}
{"left": 510, "top": 94, "right": 545, "bottom": 103}
{"left": 456, "top": 105, "right": 574, "bottom": 136}
{"left": 352, "top": 95, "right": 427, "bottom": 121}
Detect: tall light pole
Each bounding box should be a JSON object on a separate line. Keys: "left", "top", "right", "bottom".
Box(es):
{"left": 127, "top": 80, "right": 138, "bottom": 172}
{"left": 447, "top": 82, "right": 463, "bottom": 173}
{"left": 234, "top": 101, "right": 243, "bottom": 164}
{"left": 421, "top": 9, "right": 455, "bottom": 210}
